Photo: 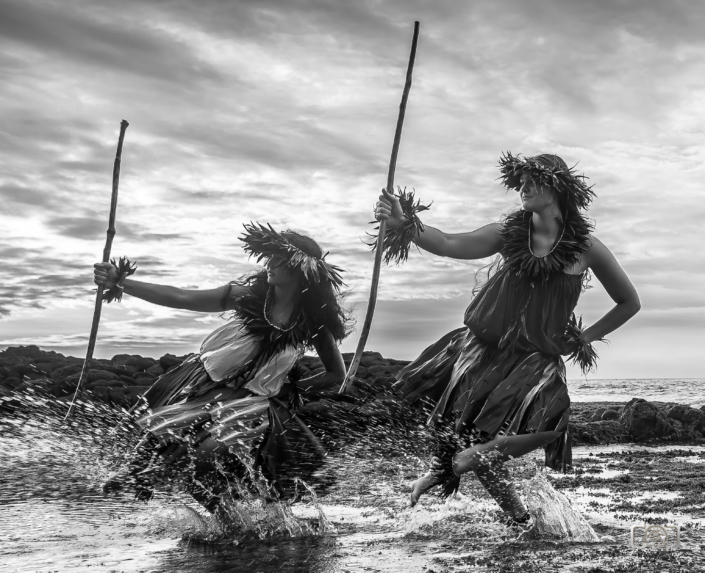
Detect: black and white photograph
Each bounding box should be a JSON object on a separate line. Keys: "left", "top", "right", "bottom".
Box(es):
{"left": 0, "top": 1, "right": 703, "bottom": 571}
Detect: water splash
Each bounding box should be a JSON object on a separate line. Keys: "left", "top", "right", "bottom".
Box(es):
{"left": 1, "top": 388, "right": 335, "bottom": 546}
{"left": 521, "top": 471, "right": 602, "bottom": 542}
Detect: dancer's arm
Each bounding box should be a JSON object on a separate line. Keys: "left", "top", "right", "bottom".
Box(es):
{"left": 93, "top": 262, "right": 247, "bottom": 312}
{"left": 296, "top": 329, "right": 346, "bottom": 395}
{"left": 580, "top": 236, "right": 641, "bottom": 343}
{"left": 375, "top": 188, "right": 503, "bottom": 260}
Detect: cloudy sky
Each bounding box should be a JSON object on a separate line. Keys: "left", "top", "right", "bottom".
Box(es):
{"left": 1, "top": 0, "right": 703, "bottom": 379}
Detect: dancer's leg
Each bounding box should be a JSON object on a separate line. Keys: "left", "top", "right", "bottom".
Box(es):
{"left": 452, "top": 431, "right": 561, "bottom": 474}
{"left": 410, "top": 457, "right": 453, "bottom": 507}
{"left": 410, "top": 420, "right": 460, "bottom": 506}
{"left": 450, "top": 431, "right": 560, "bottom": 523}
{"left": 186, "top": 437, "right": 255, "bottom": 515}
{"left": 473, "top": 459, "right": 527, "bottom": 519}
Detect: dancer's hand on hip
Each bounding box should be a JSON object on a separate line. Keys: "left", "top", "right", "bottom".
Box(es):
{"left": 94, "top": 262, "right": 118, "bottom": 288}
{"left": 375, "top": 188, "right": 403, "bottom": 230}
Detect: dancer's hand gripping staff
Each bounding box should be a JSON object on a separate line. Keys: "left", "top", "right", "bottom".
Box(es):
{"left": 375, "top": 188, "right": 403, "bottom": 229}
{"left": 372, "top": 187, "right": 430, "bottom": 265}
{"left": 339, "top": 22, "right": 421, "bottom": 393}
{"left": 65, "top": 120, "right": 130, "bottom": 420}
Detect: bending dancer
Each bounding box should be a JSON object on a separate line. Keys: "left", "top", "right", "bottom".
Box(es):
{"left": 96, "top": 224, "right": 349, "bottom": 515}
{"left": 374, "top": 153, "right": 640, "bottom": 527}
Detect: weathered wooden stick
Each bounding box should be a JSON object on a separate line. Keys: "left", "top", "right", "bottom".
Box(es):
{"left": 340, "top": 22, "right": 420, "bottom": 393}
{"left": 65, "top": 120, "right": 129, "bottom": 420}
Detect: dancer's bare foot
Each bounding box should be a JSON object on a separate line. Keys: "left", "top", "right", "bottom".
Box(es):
{"left": 409, "top": 472, "right": 442, "bottom": 507}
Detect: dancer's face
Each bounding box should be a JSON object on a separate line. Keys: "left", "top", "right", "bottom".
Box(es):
{"left": 518, "top": 172, "right": 557, "bottom": 212}
{"left": 266, "top": 255, "right": 300, "bottom": 287}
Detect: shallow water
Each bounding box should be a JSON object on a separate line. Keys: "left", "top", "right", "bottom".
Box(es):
{"left": 567, "top": 377, "right": 705, "bottom": 408}
{"left": 2, "top": 392, "right": 704, "bottom": 573}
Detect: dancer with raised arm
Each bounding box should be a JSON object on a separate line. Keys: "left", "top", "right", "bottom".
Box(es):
{"left": 96, "top": 224, "right": 349, "bottom": 516}
{"left": 374, "top": 153, "right": 640, "bottom": 528}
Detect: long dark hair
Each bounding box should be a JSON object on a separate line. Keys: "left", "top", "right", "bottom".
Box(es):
{"left": 282, "top": 230, "right": 352, "bottom": 344}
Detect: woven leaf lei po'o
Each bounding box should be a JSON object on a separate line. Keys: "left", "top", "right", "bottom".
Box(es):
{"left": 240, "top": 222, "right": 345, "bottom": 290}
{"left": 498, "top": 151, "right": 596, "bottom": 211}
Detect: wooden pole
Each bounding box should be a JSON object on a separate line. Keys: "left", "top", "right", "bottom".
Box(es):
{"left": 65, "top": 120, "right": 129, "bottom": 419}
{"left": 340, "top": 22, "right": 420, "bottom": 393}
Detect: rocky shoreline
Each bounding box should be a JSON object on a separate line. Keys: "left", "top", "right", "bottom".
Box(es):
{"left": 1, "top": 344, "right": 704, "bottom": 447}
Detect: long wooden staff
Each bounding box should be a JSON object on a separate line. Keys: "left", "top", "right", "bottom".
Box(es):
{"left": 65, "top": 120, "right": 129, "bottom": 419}
{"left": 340, "top": 22, "right": 420, "bottom": 393}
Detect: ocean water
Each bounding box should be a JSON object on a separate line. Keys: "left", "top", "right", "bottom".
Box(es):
{"left": 567, "top": 378, "right": 704, "bottom": 408}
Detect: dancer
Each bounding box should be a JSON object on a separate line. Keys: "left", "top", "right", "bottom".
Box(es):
{"left": 96, "top": 224, "right": 349, "bottom": 514}
{"left": 374, "top": 153, "right": 640, "bottom": 527}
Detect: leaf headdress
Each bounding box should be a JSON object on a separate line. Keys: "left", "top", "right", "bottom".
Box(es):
{"left": 498, "top": 152, "right": 596, "bottom": 211}
{"left": 240, "top": 222, "right": 345, "bottom": 290}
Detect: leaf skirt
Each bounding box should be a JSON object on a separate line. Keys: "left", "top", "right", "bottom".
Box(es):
{"left": 135, "top": 357, "right": 327, "bottom": 497}
{"left": 395, "top": 327, "right": 571, "bottom": 471}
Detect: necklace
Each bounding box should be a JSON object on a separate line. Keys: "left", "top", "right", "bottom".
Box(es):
{"left": 528, "top": 219, "right": 565, "bottom": 259}
{"left": 264, "top": 287, "right": 298, "bottom": 332}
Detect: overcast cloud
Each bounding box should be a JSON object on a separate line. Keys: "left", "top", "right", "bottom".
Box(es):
{"left": 1, "top": 0, "right": 703, "bottom": 378}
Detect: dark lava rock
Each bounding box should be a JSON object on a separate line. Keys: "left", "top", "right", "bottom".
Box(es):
{"left": 145, "top": 364, "right": 165, "bottom": 376}
{"left": 134, "top": 372, "right": 156, "bottom": 382}
{"left": 125, "top": 356, "right": 157, "bottom": 373}
{"left": 8, "top": 364, "right": 44, "bottom": 381}
{"left": 367, "top": 365, "right": 400, "bottom": 378}
{"left": 619, "top": 398, "right": 675, "bottom": 441}
{"left": 601, "top": 408, "right": 621, "bottom": 421}
{"left": 667, "top": 404, "right": 705, "bottom": 430}
{"left": 589, "top": 408, "right": 606, "bottom": 422}
{"left": 370, "top": 376, "right": 396, "bottom": 392}
{"left": 111, "top": 354, "right": 133, "bottom": 366}
{"left": 87, "top": 370, "right": 120, "bottom": 383}
{"left": 353, "top": 366, "right": 368, "bottom": 379}
{"left": 53, "top": 364, "right": 84, "bottom": 380}
{"left": 570, "top": 421, "right": 627, "bottom": 445}
{"left": 0, "top": 345, "right": 67, "bottom": 363}
{"left": 32, "top": 361, "right": 68, "bottom": 374}
{"left": 159, "top": 353, "right": 187, "bottom": 371}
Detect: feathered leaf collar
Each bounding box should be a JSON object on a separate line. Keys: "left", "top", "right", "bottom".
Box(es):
{"left": 226, "top": 278, "right": 314, "bottom": 385}
{"left": 500, "top": 210, "right": 592, "bottom": 280}
{"left": 240, "top": 222, "right": 345, "bottom": 290}
{"left": 498, "top": 152, "right": 596, "bottom": 211}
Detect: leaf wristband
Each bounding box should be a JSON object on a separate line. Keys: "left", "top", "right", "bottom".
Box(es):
{"left": 102, "top": 256, "right": 137, "bottom": 303}
{"left": 369, "top": 188, "right": 431, "bottom": 265}
{"left": 563, "top": 313, "right": 606, "bottom": 375}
